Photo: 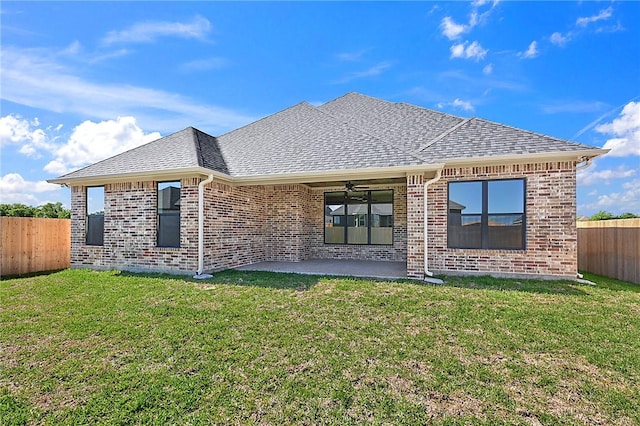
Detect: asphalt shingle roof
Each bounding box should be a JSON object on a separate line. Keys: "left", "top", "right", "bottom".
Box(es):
{"left": 318, "top": 93, "right": 465, "bottom": 154}
{"left": 215, "top": 101, "right": 424, "bottom": 176}
{"left": 54, "top": 127, "right": 228, "bottom": 181}
{"left": 52, "top": 92, "right": 601, "bottom": 183}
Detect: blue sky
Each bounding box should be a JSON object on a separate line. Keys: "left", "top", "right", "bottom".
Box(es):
{"left": 1, "top": 1, "right": 638, "bottom": 216}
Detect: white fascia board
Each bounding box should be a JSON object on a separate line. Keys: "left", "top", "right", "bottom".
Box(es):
{"left": 441, "top": 149, "right": 608, "bottom": 168}
{"left": 46, "top": 167, "right": 232, "bottom": 187}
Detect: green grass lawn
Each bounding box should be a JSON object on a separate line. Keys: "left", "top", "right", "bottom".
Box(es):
{"left": 1, "top": 269, "right": 639, "bottom": 425}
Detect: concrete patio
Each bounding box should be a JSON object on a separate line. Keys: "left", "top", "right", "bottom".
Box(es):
{"left": 234, "top": 259, "right": 407, "bottom": 279}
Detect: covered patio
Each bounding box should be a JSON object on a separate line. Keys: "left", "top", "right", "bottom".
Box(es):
{"left": 235, "top": 259, "right": 407, "bottom": 279}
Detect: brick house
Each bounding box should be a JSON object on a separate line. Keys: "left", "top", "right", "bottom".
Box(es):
{"left": 49, "top": 93, "right": 606, "bottom": 279}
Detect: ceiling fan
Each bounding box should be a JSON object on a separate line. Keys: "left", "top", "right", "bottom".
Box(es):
{"left": 345, "top": 181, "right": 369, "bottom": 192}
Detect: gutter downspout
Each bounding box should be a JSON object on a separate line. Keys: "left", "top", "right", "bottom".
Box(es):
{"left": 193, "top": 174, "right": 215, "bottom": 279}
{"left": 424, "top": 168, "right": 444, "bottom": 284}
{"left": 575, "top": 157, "right": 592, "bottom": 280}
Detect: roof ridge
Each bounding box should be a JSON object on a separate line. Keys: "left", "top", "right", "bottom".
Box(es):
{"left": 319, "top": 91, "right": 395, "bottom": 108}
{"left": 192, "top": 127, "right": 205, "bottom": 167}
{"left": 416, "top": 117, "right": 474, "bottom": 152}
{"left": 396, "top": 101, "right": 465, "bottom": 121}
{"left": 315, "top": 100, "right": 430, "bottom": 164}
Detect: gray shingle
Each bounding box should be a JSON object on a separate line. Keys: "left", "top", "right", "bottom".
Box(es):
{"left": 53, "top": 127, "right": 228, "bottom": 181}
{"left": 50, "top": 92, "right": 603, "bottom": 183}
{"left": 216, "top": 102, "right": 425, "bottom": 176}
{"left": 421, "top": 117, "right": 597, "bottom": 160}
{"left": 318, "top": 92, "right": 465, "bottom": 154}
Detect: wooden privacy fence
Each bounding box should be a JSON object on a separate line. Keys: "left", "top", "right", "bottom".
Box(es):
{"left": 1, "top": 217, "right": 70, "bottom": 276}
{"left": 577, "top": 218, "right": 640, "bottom": 284}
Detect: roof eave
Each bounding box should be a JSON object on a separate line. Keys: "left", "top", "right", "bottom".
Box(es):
{"left": 231, "top": 163, "right": 446, "bottom": 185}
{"left": 46, "top": 167, "right": 232, "bottom": 186}
{"left": 441, "top": 148, "right": 608, "bottom": 168}
{"left": 46, "top": 148, "right": 608, "bottom": 187}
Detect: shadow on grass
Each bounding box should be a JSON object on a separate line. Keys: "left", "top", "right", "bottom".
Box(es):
{"left": 0, "top": 268, "right": 69, "bottom": 281}
{"left": 579, "top": 272, "right": 640, "bottom": 293}
{"left": 430, "top": 275, "right": 592, "bottom": 296}
{"left": 117, "top": 269, "right": 322, "bottom": 291}
{"left": 115, "top": 269, "right": 639, "bottom": 296}
{"left": 424, "top": 272, "right": 640, "bottom": 295}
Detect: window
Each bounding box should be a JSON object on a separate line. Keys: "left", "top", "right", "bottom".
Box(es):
{"left": 324, "top": 190, "right": 393, "bottom": 245}
{"left": 86, "top": 186, "right": 104, "bottom": 246}
{"left": 448, "top": 179, "right": 525, "bottom": 250}
{"left": 157, "top": 181, "right": 181, "bottom": 247}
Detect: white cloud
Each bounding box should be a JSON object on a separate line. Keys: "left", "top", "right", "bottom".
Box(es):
{"left": 595, "top": 21, "right": 624, "bottom": 34}
{"left": 180, "top": 57, "right": 229, "bottom": 72}
{"left": 43, "top": 117, "right": 161, "bottom": 175}
{"left": 0, "top": 173, "right": 61, "bottom": 204}
{"left": 441, "top": 0, "right": 498, "bottom": 40}
{"left": 576, "top": 7, "right": 613, "bottom": 27}
{"left": 89, "top": 48, "right": 131, "bottom": 64}
{"left": 1, "top": 46, "right": 254, "bottom": 133}
{"left": 450, "top": 41, "right": 487, "bottom": 61}
{"left": 0, "top": 114, "right": 56, "bottom": 157}
{"left": 437, "top": 69, "right": 528, "bottom": 92}
{"left": 61, "top": 40, "right": 82, "bottom": 56}
{"left": 549, "top": 32, "right": 569, "bottom": 47}
{"left": 437, "top": 98, "right": 475, "bottom": 113}
{"left": 581, "top": 179, "right": 640, "bottom": 213}
{"left": 102, "top": 15, "right": 211, "bottom": 44}
{"left": 450, "top": 43, "right": 465, "bottom": 58}
{"left": 482, "top": 63, "right": 493, "bottom": 75}
{"left": 540, "top": 100, "right": 607, "bottom": 114}
{"left": 577, "top": 165, "right": 636, "bottom": 186}
{"left": 596, "top": 102, "right": 640, "bottom": 157}
{"left": 335, "top": 50, "right": 368, "bottom": 62}
{"left": 452, "top": 98, "right": 475, "bottom": 112}
{"left": 441, "top": 17, "right": 469, "bottom": 40}
{"left": 1, "top": 114, "right": 44, "bottom": 146}
{"left": 519, "top": 41, "right": 538, "bottom": 59}
{"left": 331, "top": 61, "right": 391, "bottom": 84}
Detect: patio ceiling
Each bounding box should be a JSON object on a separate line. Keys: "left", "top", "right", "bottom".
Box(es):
{"left": 304, "top": 177, "right": 406, "bottom": 188}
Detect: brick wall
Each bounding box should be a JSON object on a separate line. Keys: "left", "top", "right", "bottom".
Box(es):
{"left": 70, "top": 161, "right": 578, "bottom": 279}
{"left": 420, "top": 162, "right": 578, "bottom": 279}
{"left": 263, "top": 184, "right": 314, "bottom": 262}
{"left": 203, "top": 182, "right": 266, "bottom": 271}
{"left": 71, "top": 179, "right": 199, "bottom": 274}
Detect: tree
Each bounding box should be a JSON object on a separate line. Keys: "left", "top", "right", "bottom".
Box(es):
{"left": 0, "top": 203, "right": 38, "bottom": 217}
{"left": 617, "top": 212, "right": 639, "bottom": 219}
{"left": 0, "top": 203, "right": 70, "bottom": 218}
{"left": 588, "top": 210, "right": 639, "bottom": 221}
{"left": 38, "top": 202, "right": 71, "bottom": 219}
